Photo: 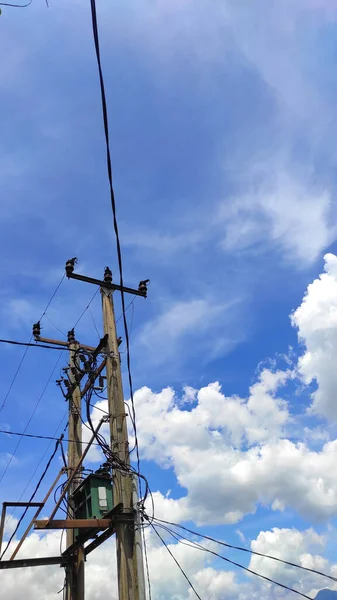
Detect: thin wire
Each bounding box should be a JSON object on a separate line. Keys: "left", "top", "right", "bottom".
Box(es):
{"left": 141, "top": 523, "right": 152, "bottom": 600}
{"left": 0, "top": 338, "right": 69, "bottom": 351}
{"left": 115, "top": 295, "right": 136, "bottom": 325}
{"left": 43, "top": 314, "right": 67, "bottom": 338}
{"left": 73, "top": 289, "right": 99, "bottom": 329}
{"left": 0, "top": 337, "right": 32, "bottom": 414}
{"left": 39, "top": 274, "right": 65, "bottom": 321}
{"left": 0, "top": 435, "right": 63, "bottom": 559}
{"left": 89, "top": 0, "right": 142, "bottom": 492}
{"left": 0, "top": 352, "right": 63, "bottom": 486}
{"left": 151, "top": 518, "right": 337, "bottom": 584}
{"left": 88, "top": 305, "right": 100, "bottom": 339}
{"left": 153, "top": 522, "right": 314, "bottom": 600}
{"left": 151, "top": 524, "right": 203, "bottom": 600}
{"left": 0, "top": 428, "right": 102, "bottom": 446}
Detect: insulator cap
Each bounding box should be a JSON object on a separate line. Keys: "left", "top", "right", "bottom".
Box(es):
{"left": 104, "top": 267, "right": 113, "bottom": 284}
{"left": 138, "top": 279, "right": 150, "bottom": 297}
{"left": 67, "top": 328, "right": 75, "bottom": 343}
{"left": 32, "top": 322, "right": 41, "bottom": 339}
{"left": 65, "top": 257, "right": 77, "bottom": 278}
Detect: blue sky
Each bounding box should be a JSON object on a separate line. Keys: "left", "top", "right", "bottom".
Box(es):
{"left": 2, "top": 1, "right": 337, "bottom": 598}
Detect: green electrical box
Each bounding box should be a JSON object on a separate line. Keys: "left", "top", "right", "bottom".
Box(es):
{"left": 72, "top": 468, "right": 113, "bottom": 541}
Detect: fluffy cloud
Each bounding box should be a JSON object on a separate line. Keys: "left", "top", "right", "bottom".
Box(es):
{"left": 219, "top": 172, "right": 335, "bottom": 266}
{"left": 1, "top": 523, "right": 335, "bottom": 600}
{"left": 292, "top": 253, "right": 337, "bottom": 420}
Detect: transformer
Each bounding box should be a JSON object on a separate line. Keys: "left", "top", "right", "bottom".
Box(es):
{"left": 72, "top": 466, "right": 113, "bottom": 541}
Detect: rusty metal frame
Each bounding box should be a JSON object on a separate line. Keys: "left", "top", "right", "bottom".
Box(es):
{"left": 9, "top": 468, "right": 66, "bottom": 561}
{"left": 0, "top": 502, "right": 43, "bottom": 556}
{"left": 45, "top": 417, "right": 106, "bottom": 525}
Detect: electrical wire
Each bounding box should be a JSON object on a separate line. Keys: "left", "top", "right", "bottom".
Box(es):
{"left": 151, "top": 524, "right": 203, "bottom": 600}
{"left": 0, "top": 337, "right": 32, "bottom": 414}
{"left": 0, "top": 338, "right": 70, "bottom": 351}
{"left": 0, "top": 352, "right": 63, "bottom": 486}
{"left": 152, "top": 521, "right": 315, "bottom": 600}
{"left": 73, "top": 289, "right": 99, "bottom": 329}
{"left": 0, "top": 0, "right": 32, "bottom": 6}
{"left": 0, "top": 428, "right": 101, "bottom": 446}
{"left": 43, "top": 314, "right": 67, "bottom": 338}
{"left": 150, "top": 517, "right": 337, "bottom": 584}
{"left": 141, "top": 523, "right": 152, "bottom": 600}
{"left": 0, "top": 435, "right": 63, "bottom": 559}
{"left": 88, "top": 305, "right": 100, "bottom": 340}
{"left": 89, "top": 0, "right": 142, "bottom": 489}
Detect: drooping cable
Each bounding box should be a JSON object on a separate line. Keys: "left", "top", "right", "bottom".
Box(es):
{"left": 0, "top": 435, "right": 63, "bottom": 559}
{"left": 0, "top": 274, "right": 65, "bottom": 416}
{"left": 89, "top": 0, "right": 141, "bottom": 486}
{"left": 141, "top": 523, "right": 152, "bottom": 600}
{"left": 151, "top": 517, "right": 337, "bottom": 584}
{"left": 0, "top": 428, "right": 102, "bottom": 446}
{"left": 151, "top": 524, "right": 203, "bottom": 600}
{"left": 152, "top": 521, "right": 315, "bottom": 600}
{"left": 0, "top": 352, "right": 64, "bottom": 486}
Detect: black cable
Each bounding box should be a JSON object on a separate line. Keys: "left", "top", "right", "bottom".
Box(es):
{"left": 73, "top": 289, "right": 99, "bottom": 329}
{"left": 0, "top": 352, "right": 64, "bottom": 486}
{"left": 0, "top": 0, "right": 32, "bottom": 5}
{"left": 0, "top": 337, "right": 32, "bottom": 414}
{"left": 0, "top": 428, "right": 100, "bottom": 446}
{"left": 153, "top": 522, "right": 314, "bottom": 600}
{"left": 0, "top": 338, "right": 69, "bottom": 351}
{"left": 5, "top": 412, "right": 68, "bottom": 527}
{"left": 151, "top": 524, "right": 203, "bottom": 600}
{"left": 89, "top": 0, "right": 142, "bottom": 489}
{"left": 141, "top": 523, "right": 152, "bottom": 600}
{"left": 0, "top": 435, "right": 63, "bottom": 559}
{"left": 151, "top": 517, "right": 337, "bottom": 584}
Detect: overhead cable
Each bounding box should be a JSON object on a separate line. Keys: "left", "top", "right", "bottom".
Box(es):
{"left": 151, "top": 517, "right": 337, "bottom": 584}
{"left": 152, "top": 521, "right": 314, "bottom": 600}
{"left": 0, "top": 435, "right": 63, "bottom": 559}
{"left": 89, "top": 0, "right": 141, "bottom": 484}
{"left": 151, "top": 524, "right": 203, "bottom": 600}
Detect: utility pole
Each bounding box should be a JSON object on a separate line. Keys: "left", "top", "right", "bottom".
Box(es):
{"left": 102, "top": 276, "right": 144, "bottom": 600}
{"left": 32, "top": 322, "right": 92, "bottom": 600}
{"left": 65, "top": 259, "right": 148, "bottom": 600}
{"left": 66, "top": 329, "right": 85, "bottom": 600}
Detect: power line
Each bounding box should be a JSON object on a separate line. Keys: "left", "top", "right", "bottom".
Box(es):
{"left": 0, "top": 434, "right": 64, "bottom": 559}
{"left": 89, "top": 0, "right": 142, "bottom": 491}
{"left": 151, "top": 524, "right": 203, "bottom": 600}
{"left": 151, "top": 517, "right": 337, "bottom": 584}
{"left": 0, "top": 352, "right": 63, "bottom": 486}
{"left": 152, "top": 521, "right": 314, "bottom": 600}
{"left": 0, "top": 274, "right": 66, "bottom": 415}
{"left": 0, "top": 339, "right": 74, "bottom": 351}
{"left": 73, "top": 289, "right": 99, "bottom": 329}
{"left": 142, "top": 525, "right": 152, "bottom": 600}
{"left": 0, "top": 0, "right": 32, "bottom": 5}
{"left": 0, "top": 428, "right": 102, "bottom": 446}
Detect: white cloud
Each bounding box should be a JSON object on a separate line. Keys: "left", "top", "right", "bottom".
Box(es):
{"left": 137, "top": 296, "right": 242, "bottom": 367}
{"left": 249, "top": 527, "right": 334, "bottom": 598}
{"left": 292, "top": 253, "right": 337, "bottom": 420}
{"left": 219, "top": 170, "right": 335, "bottom": 266}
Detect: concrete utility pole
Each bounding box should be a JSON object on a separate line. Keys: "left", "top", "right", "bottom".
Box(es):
{"left": 101, "top": 272, "right": 146, "bottom": 600}
{"left": 66, "top": 329, "right": 85, "bottom": 600}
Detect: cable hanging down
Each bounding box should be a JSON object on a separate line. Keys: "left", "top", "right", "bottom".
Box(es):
{"left": 89, "top": 0, "right": 141, "bottom": 484}
{"left": 150, "top": 517, "right": 337, "bottom": 584}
